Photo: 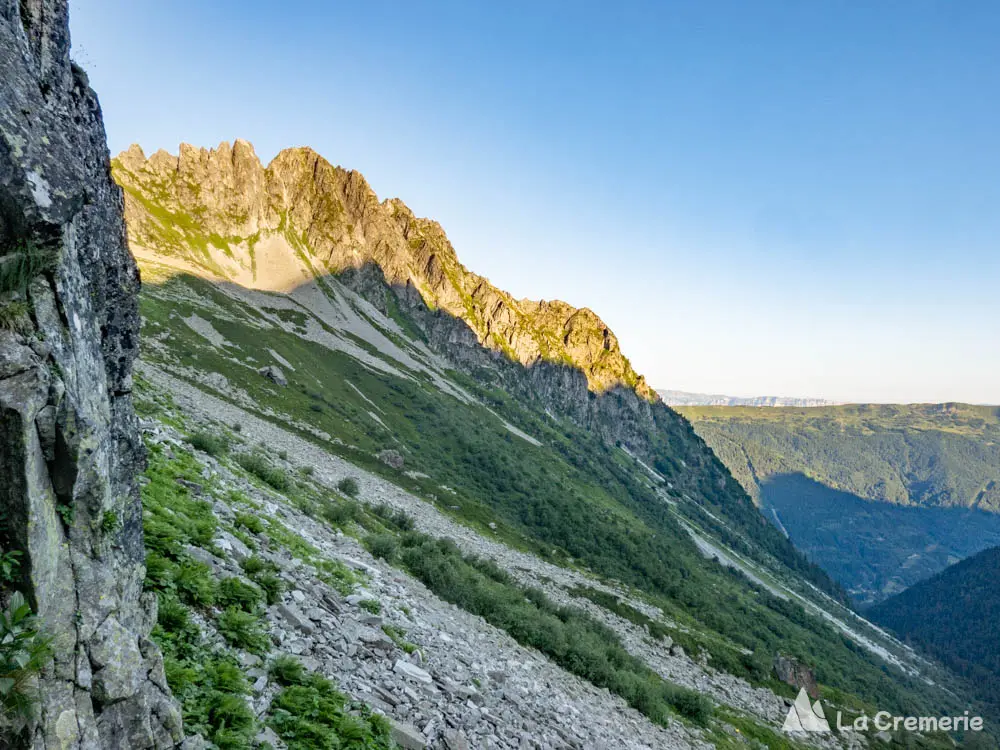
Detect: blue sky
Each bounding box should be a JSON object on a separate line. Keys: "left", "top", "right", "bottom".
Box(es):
{"left": 69, "top": 0, "right": 1000, "bottom": 403}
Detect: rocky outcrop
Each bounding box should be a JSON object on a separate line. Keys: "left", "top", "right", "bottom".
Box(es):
{"left": 773, "top": 655, "right": 819, "bottom": 699}
{"left": 0, "top": 2, "right": 182, "bottom": 747}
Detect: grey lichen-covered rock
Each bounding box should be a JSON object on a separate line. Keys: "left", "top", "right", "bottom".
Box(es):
{"left": 0, "top": 1, "right": 183, "bottom": 747}
{"left": 377, "top": 449, "right": 405, "bottom": 470}
{"left": 257, "top": 364, "right": 287, "bottom": 386}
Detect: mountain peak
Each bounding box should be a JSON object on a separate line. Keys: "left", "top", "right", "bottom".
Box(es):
{"left": 113, "top": 141, "right": 655, "bottom": 400}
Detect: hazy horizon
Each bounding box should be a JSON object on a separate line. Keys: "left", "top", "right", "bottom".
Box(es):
{"left": 70, "top": 0, "right": 1000, "bottom": 404}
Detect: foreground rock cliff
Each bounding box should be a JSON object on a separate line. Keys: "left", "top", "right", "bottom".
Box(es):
{"left": 0, "top": 2, "right": 182, "bottom": 747}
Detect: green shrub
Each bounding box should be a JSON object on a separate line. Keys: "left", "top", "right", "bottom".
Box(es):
{"left": 173, "top": 559, "right": 218, "bottom": 607}
{"left": 254, "top": 572, "right": 283, "bottom": 605}
{"left": 157, "top": 594, "right": 192, "bottom": 632}
{"left": 241, "top": 556, "right": 284, "bottom": 605}
{"left": 144, "top": 551, "right": 175, "bottom": 590}
{"left": 396, "top": 532, "right": 713, "bottom": 726}
{"left": 269, "top": 654, "right": 307, "bottom": 686}
{"left": 235, "top": 453, "right": 290, "bottom": 491}
{"left": 337, "top": 477, "right": 360, "bottom": 498}
{"left": 153, "top": 594, "right": 203, "bottom": 662}
{"left": 372, "top": 503, "right": 415, "bottom": 532}
{"left": 0, "top": 592, "right": 51, "bottom": 733}
{"left": 205, "top": 659, "right": 251, "bottom": 695}
{"left": 141, "top": 445, "right": 218, "bottom": 556}
{"left": 217, "top": 607, "right": 270, "bottom": 655}
{"left": 322, "top": 499, "right": 362, "bottom": 528}
{"left": 234, "top": 512, "right": 264, "bottom": 535}
{"left": 205, "top": 691, "right": 256, "bottom": 749}
{"left": 666, "top": 685, "right": 712, "bottom": 723}
{"left": 268, "top": 672, "right": 394, "bottom": 750}
{"left": 218, "top": 577, "right": 263, "bottom": 613}
{"left": 189, "top": 431, "right": 229, "bottom": 457}
{"left": 357, "top": 599, "right": 381, "bottom": 615}
{"left": 364, "top": 533, "right": 399, "bottom": 562}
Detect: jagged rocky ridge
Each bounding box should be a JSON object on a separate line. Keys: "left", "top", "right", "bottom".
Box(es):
{"left": 0, "top": 2, "right": 182, "bottom": 748}
{"left": 111, "top": 143, "right": 698, "bottom": 454}
{"left": 113, "top": 141, "right": 653, "bottom": 398}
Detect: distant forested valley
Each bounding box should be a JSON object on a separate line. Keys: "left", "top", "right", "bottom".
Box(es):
{"left": 676, "top": 403, "right": 1000, "bottom": 604}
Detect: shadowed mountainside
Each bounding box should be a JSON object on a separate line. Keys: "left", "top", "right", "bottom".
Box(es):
{"left": 871, "top": 545, "right": 1000, "bottom": 712}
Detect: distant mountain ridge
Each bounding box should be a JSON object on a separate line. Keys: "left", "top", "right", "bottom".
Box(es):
{"left": 659, "top": 389, "right": 841, "bottom": 407}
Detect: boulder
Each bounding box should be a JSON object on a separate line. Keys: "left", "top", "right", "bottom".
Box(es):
{"left": 258, "top": 365, "right": 288, "bottom": 386}
{"left": 377, "top": 449, "right": 405, "bottom": 469}
{"left": 390, "top": 721, "right": 425, "bottom": 749}
{"left": 393, "top": 659, "right": 432, "bottom": 684}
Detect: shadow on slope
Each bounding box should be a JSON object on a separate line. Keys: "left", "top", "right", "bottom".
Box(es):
{"left": 871, "top": 546, "right": 1000, "bottom": 714}
{"left": 761, "top": 473, "right": 1000, "bottom": 607}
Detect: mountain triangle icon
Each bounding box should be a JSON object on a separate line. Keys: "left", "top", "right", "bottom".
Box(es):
{"left": 782, "top": 688, "right": 830, "bottom": 732}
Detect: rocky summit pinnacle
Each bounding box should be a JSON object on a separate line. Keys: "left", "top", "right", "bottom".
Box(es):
{"left": 113, "top": 141, "right": 654, "bottom": 401}
{"left": 1, "top": 2, "right": 183, "bottom": 747}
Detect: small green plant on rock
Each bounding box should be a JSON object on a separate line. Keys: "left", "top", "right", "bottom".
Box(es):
{"left": 173, "top": 559, "right": 218, "bottom": 607}
{"left": 0, "top": 301, "right": 31, "bottom": 334}
{"left": 241, "top": 555, "right": 283, "bottom": 605}
{"left": 267, "top": 657, "right": 394, "bottom": 750}
{"left": 218, "top": 577, "right": 263, "bottom": 613}
{"left": 269, "top": 654, "right": 306, "bottom": 685}
{"left": 101, "top": 511, "right": 119, "bottom": 534}
{"left": 234, "top": 512, "right": 264, "bottom": 535}
{"left": 0, "top": 592, "right": 51, "bottom": 734}
{"left": 357, "top": 599, "right": 381, "bottom": 615}
{"left": 381, "top": 624, "right": 417, "bottom": 654}
{"left": 0, "top": 240, "right": 53, "bottom": 296}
